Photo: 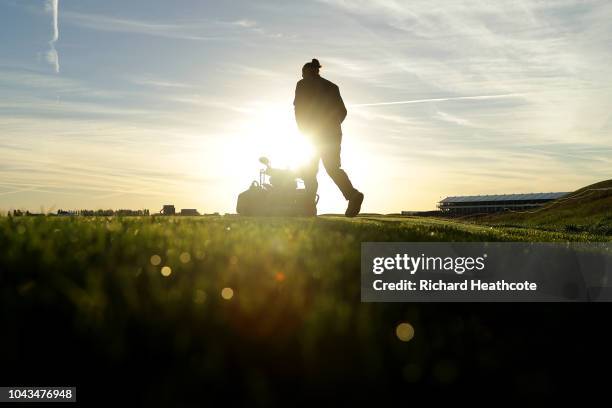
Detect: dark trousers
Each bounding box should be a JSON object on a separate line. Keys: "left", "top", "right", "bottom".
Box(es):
{"left": 302, "top": 136, "right": 357, "bottom": 201}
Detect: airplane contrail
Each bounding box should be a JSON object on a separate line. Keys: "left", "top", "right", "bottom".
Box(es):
{"left": 349, "top": 93, "right": 525, "bottom": 107}
{"left": 46, "top": 0, "right": 60, "bottom": 73}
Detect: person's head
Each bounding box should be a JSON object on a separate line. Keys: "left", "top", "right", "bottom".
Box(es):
{"left": 302, "top": 58, "right": 322, "bottom": 79}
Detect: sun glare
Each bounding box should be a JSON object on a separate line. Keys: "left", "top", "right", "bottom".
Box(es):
{"left": 236, "top": 103, "right": 314, "bottom": 171}
{"left": 218, "top": 101, "right": 367, "bottom": 213}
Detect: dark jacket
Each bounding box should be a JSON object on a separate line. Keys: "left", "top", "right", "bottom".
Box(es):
{"left": 293, "top": 76, "right": 347, "bottom": 139}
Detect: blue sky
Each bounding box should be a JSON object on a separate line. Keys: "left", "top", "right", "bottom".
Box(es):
{"left": 1, "top": 0, "right": 611, "bottom": 213}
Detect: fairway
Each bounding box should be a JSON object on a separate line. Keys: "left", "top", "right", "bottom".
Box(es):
{"left": 1, "top": 215, "right": 609, "bottom": 403}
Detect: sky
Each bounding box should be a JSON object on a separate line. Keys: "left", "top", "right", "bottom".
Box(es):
{"left": 1, "top": 0, "right": 611, "bottom": 214}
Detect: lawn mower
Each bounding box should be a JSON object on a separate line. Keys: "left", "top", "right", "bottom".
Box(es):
{"left": 236, "top": 157, "right": 318, "bottom": 216}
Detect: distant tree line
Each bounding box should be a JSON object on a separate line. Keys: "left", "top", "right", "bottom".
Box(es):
{"left": 9, "top": 209, "right": 150, "bottom": 217}
{"left": 6, "top": 209, "right": 227, "bottom": 217}
{"left": 58, "top": 209, "right": 151, "bottom": 216}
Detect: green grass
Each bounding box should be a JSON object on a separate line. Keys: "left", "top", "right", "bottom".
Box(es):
{"left": 0, "top": 215, "right": 609, "bottom": 403}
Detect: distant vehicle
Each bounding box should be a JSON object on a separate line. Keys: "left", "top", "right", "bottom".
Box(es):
{"left": 180, "top": 209, "right": 200, "bottom": 216}
{"left": 236, "top": 157, "right": 318, "bottom": 216}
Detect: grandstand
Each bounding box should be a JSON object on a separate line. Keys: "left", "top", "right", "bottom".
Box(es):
{"left": 438, "top": 192, "right": 569, "bottom": 216}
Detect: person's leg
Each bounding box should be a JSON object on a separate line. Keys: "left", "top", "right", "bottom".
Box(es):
{"left": 301, "top": 154, "right": 320, "bottom": 198}
{"left": 298, "top": 154, "right": 320, "bottom": 216}
{"left": 320, "top": 138, "right": 363, "bottom": 217}
{"left": 320, "top": 141, "right": 357, "bottom": 200}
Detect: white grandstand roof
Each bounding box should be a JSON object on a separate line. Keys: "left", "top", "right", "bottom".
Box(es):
{"left": 439, "top": 192, "right": 569, "bottom": 204}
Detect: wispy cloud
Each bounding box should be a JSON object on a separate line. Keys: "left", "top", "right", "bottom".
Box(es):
{"left": 231, "top": 19, "right": 257, "bottom": 28}
{"left": 434, "top": 110, "right": 472, "bottom": 127}
{"left": 61, "top": 11, "right": 278, "bottom": 42}
{"left": 62, "top": 11, "right": 222, "bottom": 41}
{"left": 129, "top": 77, "right": 190, "bottom": 89}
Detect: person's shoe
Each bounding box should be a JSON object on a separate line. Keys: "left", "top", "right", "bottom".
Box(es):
{"left": 345, "top": 191, "right": 364, "bottom": 217}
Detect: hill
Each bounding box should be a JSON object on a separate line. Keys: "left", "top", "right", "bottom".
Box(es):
{"left": 474, "top": 179, "right": 612, "bottom": 235}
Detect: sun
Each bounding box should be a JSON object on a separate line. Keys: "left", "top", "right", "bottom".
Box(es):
{"left": 236, "top": 103, "right": 315, "bottom": 171}
{"left": 211, "top": 101, "right": 317, "bottom": 208}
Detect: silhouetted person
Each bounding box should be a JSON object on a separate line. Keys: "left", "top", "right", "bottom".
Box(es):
{"left": 294, "top": 58, "right": 364, "bottom": 217}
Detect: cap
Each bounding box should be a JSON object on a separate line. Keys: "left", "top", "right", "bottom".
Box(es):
{"left": 310, "top": 58, "right": 322, "bottom": 68}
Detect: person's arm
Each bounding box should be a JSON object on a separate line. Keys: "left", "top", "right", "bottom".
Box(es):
{"left": 293, "top": 82, "right": 306, "bottom": 132}
{"left": 335, "top": 85, "right": 347, "bottom": 123}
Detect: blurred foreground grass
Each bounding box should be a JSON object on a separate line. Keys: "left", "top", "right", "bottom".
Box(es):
{"left": 0, "top": 215, "right": 608, "bottom": 404}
